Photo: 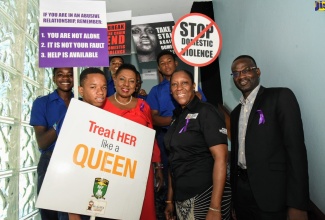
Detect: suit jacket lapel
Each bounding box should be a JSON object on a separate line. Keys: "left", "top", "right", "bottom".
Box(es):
{"left": 247, "top": 86, "right": 265, "bottom": 129}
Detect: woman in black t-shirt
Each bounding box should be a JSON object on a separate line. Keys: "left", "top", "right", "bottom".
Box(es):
{"left": 164, "top": 70, "right": 231, "bottom": 220}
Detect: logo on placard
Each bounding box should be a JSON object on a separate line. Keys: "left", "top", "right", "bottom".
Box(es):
{"left": 87, "top": 179, "right": 108, "bottom": 214}
{"left": 315, "top": 1, "right": 325, "bottom": 11}
{"left": 87, "top": 200, "right": 94, "bottom": 210}
{"left": 92, "top": 178, "right": 109, "bottom": 199}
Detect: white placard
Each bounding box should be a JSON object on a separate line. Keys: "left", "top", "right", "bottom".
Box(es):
{"left": 172, "top": 13, "right": 222, "bottom": 67}
{"left": 36, "top": 99, "right": 155, "bottom": 220}
{"left": 40, "top": 0, "right": 106, "bottom": 28}
{"left": 107, "top": 10, "right": 131, "bottom": 23}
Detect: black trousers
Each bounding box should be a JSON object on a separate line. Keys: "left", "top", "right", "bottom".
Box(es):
{"left": 235, "top": 169, "right": 286, "bottom": 220}
{"left": 37, "top": 152, "right": 69, "bottom": 220}
{"left": 154, "top": 129, "right": 168, "bottom": 220}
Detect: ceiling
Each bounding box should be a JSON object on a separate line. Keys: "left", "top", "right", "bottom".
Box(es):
{"left": 90, "top": 0, "right": 202, "bottom": 22}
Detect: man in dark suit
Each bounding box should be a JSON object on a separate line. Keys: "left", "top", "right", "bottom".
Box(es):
{"left": 230, "top": 55, "right": 309, "bottom": 220}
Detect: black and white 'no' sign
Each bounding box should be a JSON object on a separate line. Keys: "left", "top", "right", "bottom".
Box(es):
{"left": 172, "top": 13, "right": 222, "bottom": 67}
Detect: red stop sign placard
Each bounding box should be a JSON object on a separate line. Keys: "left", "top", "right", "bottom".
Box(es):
{"left": 172, "top": 13, "right": 222, "bottom": 67}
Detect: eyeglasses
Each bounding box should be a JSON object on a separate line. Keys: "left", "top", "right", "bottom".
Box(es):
{"left": 231, "top": 67, "right": 257, "bottom": 78}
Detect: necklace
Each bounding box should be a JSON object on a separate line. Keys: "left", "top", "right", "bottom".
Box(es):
{"left": 114, "top": 93, "right": 132, "bottom": 105}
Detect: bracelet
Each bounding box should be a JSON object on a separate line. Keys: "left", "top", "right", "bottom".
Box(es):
{"left": 209, "top": 207, "right": 221, "bottom": 212}
{"left": 165, "top": 201, "right": 173, "bottom": 204}
{"left": 53, "top": 123, "right": 57, "bottom": 131}
{"left": 154, "top": 163, "right": 164, "bottom": 169}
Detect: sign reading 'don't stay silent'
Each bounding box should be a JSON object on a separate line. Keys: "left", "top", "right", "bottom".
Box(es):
{"left": 39, "top": 1, "right": 108, "bottom": 67}
{"left": 36, "top": 99, "right": 155, "bottom": 219}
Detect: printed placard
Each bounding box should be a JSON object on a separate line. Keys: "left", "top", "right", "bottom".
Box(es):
{"left": 39, "top": 1, "right": 108, "bottom": 67}
{"left": 36, "top": 99, "right": 155, "bottom": 220}
{"left": 172, "top": 13, "right": 222, "bottom": 67}
{"left": 107, "top": 10, "right": 132, "bottom": 56}
{"left": 132, "top": 13, "right": 174, "bottom": 63}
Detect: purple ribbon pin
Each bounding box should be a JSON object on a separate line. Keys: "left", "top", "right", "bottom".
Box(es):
{"left": 140, "top": 102, "right": 144, "bottom": 112}
{"left": 257, "top": 110, "right": 265, "bottom": 125}
{"left": 179, "top": 118, "right": 190, "bottom": 133}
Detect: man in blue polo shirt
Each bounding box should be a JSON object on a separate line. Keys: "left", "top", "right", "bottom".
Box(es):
{"left": 146, "top": 50, "right": 207, "bottom": 220}
{"left": 30, "top": 67, "right": 73, "bottom": 220}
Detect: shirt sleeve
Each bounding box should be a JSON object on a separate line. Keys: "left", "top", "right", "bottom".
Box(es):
{"left": 29, "top": 97, "right": 48, "bottom": 127}
{"left": 107, "top": 80, "right": 115, "bottom": 97}
{"left": 201, "top": 104, "right": 227, "bottom": 147}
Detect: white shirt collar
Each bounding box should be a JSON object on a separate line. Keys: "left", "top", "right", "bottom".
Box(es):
{"left": 239, "top": 84, "right": 261, "bottom": 105}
